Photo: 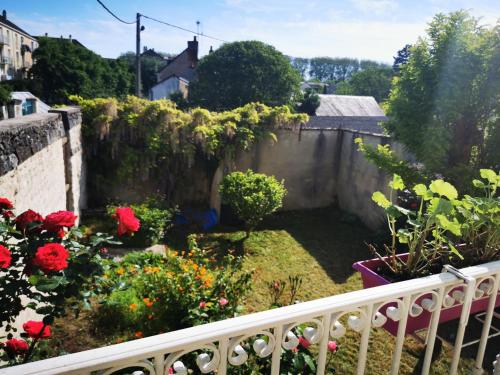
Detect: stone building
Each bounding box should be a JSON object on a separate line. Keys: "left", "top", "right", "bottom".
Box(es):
{"left": 150, "top": 37, "right": 198, "bottom": 100}
{"left": 305, "top": 94, "right": 388, "bottom": 133}
{"left": 0, "top": 10, "right": 38, "bottom": 80}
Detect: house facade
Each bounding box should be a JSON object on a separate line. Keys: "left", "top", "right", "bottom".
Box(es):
{"left": 0, "top": 10, "right": 38, "bottom": 81}
{"left": 150, "top": 37, "right": 198, "bottom": 100}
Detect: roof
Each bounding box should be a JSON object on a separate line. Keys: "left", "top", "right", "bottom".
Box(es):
{"left": 0, "top": 16, "right": 34, "bottom": 39}
{"left": 315, "top": 95, "right": 386, "bottom": 117}
{"left": 11, "top": 91, "right": 51, "bottom": 112}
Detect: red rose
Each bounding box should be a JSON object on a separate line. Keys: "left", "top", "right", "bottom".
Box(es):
{"left": 43, "top": 211, "right": 77, "bottom": 235}
{"left": 115, "top": 207, "right": 140, "bottom": 236}
{"left": 33, "top": 243, "right": 69, "bottom": 273}
{"left": 299, "top": 336, "right": 311, "bottom": 349}
{"left": 0, "top": 197, "right": 13, "bottom": 210}
{"left": 16, "top": 209, "right": 44, "bottom": 231}
{"left": 0, "top": 245, "right": 11, "bottom": 269}
{"left": 4, "top": 338, "right": 29, "bottom": 354}
{"left": 22, "top": 321, "right": 51, "bottom": 339}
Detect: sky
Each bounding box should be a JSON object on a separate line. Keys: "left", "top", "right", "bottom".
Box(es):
{"left": 2, "top": 0, "right": 499, "bottom": 63}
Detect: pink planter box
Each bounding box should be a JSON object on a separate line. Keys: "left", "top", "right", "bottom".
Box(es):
{"left": 352, "top": 254, "right": 500, "bottom": 336}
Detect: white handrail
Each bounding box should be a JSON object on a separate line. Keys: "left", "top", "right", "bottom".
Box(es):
{"left": 1, "top": 260, "right": 499, "bottom": 375}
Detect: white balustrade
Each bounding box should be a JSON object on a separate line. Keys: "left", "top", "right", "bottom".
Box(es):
{"left": 1, "top": 260, "right": 499, "bottom": 375}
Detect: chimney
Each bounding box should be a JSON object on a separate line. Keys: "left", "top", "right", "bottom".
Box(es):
{"left": 69, "top": 34, "right": 72, "bottom": 42}
{"left": 2, "top": 10, "right": 6, "bottom": 20}
{"left": 45, "top": 32, "right": 48, "bottom": 37}
{"left": 143, "top": 46, "right": 147, "bottom": 52}
{"left": 187, "top": 36, "right": 198, "bottom": 66}
{"left": 209, "top": 46, "right": 214, "bottom": 54}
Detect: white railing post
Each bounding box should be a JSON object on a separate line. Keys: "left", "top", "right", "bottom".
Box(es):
{"left": 316, "top": 312, "right": 332, "bottom": 375}
{"left": 473, "top": 273, "right": 500, "bottom": 374}
{"left": 218, "top": 338, "right": 228, "bottom": 375}
{"left": 154, "top": 353, "right": 164, "bottom": 375}
{"left": 356, "top": 304, "right": 373, "bottom": 375}
{"left": 447, "top": 269, "right": 476, "bottom": 375}
{"left": 421, "top": 287, "right": 445, "bottom": 375}
{"left": 271, "top": 325, "right": 283, "bottom": 375}
{"left": 390, "top": 295, "right": 411, "bottom": 375}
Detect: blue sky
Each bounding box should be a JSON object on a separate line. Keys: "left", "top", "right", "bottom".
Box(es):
{"left": 2, "top": 0, "right": 499, "bottom": 63}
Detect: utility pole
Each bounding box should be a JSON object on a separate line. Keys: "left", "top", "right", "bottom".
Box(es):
{"left": 135, "top": 12, "right": 142, "bottom": 97}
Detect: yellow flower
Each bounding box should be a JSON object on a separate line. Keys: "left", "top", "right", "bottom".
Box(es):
{"left": 128, "top": 266, "right": 137, "bottom": 273}
{"left": 103, "top": 274, "right": 109, "bottom": 279}
{"left": 116, "top": 268, "right": 125, "bottom": 276}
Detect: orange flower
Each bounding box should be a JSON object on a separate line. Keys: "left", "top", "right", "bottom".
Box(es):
{"left": 116, "top": 267, "right": 125, "bottom": 275}
{"left": 134, "top": 331, "right": 143, "bottom": 338}
{"left": 129, "top": 303, "right": 137, "bottom": 310}
{"left": 143, "top": 298, "right": 154, "bottom": 307}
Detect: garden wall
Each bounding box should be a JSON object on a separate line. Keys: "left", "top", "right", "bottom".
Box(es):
{"left": 0, "top": 107, "right": 86, "bottom": 219}
{"left": 217, "top": 128, "right": 404, "bottom": 230}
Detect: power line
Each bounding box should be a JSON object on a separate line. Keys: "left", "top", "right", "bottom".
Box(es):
{"left": 140, "top": 14, "right": 227, "bottom": 42}
{"left": 96, "top": 0, "right": 135, "bottom": 24}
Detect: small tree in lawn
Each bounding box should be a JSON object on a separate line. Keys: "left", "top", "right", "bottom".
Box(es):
{"left": 220, "top": 170, "right": 287, "bottom": 238}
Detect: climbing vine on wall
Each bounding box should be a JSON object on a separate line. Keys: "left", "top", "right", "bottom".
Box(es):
{"left": 70, "top": 95, "right": 308, "bottom": 206}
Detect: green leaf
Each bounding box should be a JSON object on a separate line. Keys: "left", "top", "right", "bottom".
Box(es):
{"left": 472, "top": 179, "right": 486, "bottom": 189}
{"left": 397, "top": 228, "right": 412, "bottom": 243}
{"left": 303, "top": 354, "right": 317, "bottom": 371}
{"left": 436, "top": 215, "right": 461, "bottom": 236}
{"left": 389, "top": 174, "right": 405, "bottom": 191}
{"left": 429, "top": 179, "right": 458, "bottom": 200}
{"left": 480, "top": 169, "right": 497, "bottom": 184}
{"left": 35, "top": 276, "right": 66, "bottom": 292}
{"left": 448, "top": 243, "right": 464, "bottom": 260}
{"left": 372, "top": 191, "right": 391, "bottom": 208}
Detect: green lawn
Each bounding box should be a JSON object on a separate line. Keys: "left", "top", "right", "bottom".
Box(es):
{"left": 169, "top": 208, "right": 477, "bottom": 375}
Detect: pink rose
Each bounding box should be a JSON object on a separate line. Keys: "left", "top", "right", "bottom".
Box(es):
{"left": 199, "top": 301, "right": 207, "bottom": 309}
{"left": 327, "top": 341, "right": 338, "bottom": 352}
{"left": 219, "top": 298, "right": 228, "bottom": 307}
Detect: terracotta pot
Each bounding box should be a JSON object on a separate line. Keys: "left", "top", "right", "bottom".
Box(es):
{"left": 352, "top": 253, "right": 500, "bottom": 336}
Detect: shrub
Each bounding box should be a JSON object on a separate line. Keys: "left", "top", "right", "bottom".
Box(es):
{"left": 219, "top": 170, "right": 287, "bottom": 236}
{"left": 107, "top": 200, "right": 174, "bottom": 246}
{"left": 0, "top": 198, "right": 138, "bottom": 365}
{"left": 94, "top": 237, "right": 252, "bottom": 337}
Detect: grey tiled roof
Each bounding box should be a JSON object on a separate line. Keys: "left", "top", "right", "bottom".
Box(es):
{"left": 315, "top": 95, "right": 386, "bottom": 117}
{"left": 305, "top": 95, "right": 388, "bottom": 134}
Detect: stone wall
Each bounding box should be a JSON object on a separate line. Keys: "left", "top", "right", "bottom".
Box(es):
{"left": 0, "top": 107, "right": 86, "bottom": 218}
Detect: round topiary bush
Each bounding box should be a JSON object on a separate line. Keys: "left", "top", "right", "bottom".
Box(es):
{"left": 219, "top": 170, "right": 287, "bottom": 237}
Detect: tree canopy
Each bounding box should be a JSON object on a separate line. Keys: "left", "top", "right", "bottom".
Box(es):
{"left": 30, "top": 37, "right": 134, "bottom": 104}
{"left": 385, "top": 11, "right": 499, "bottom": 189}
{"left": 189, "top": 41, "right": 301, "bottom": 111}
{"left": 341, "top": 67, "right": 393, "bottom": 102}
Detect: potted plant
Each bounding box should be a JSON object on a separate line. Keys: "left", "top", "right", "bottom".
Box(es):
{"left": 353, "top": 170, "right": 499, "bottom": 335}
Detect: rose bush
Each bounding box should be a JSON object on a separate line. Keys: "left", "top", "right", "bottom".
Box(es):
{"left": 0, "top": 198, "right": 139, "bottom": 365}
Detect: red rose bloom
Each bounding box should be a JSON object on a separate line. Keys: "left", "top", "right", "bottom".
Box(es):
{"left": 4, "top": 338, "right": 29, "bottom": 354}
{"left": 15, "top": 209, "right": 44, "bottom": 231}
{"left": 115, "top": 207, "right": 140, "bottom": 236}
{"left": 299, "top": 336, "right": 311, "bottom": 349}
{"left": 33, "top": 243, "right": 69, "bottom": 273}
{"left": 43, "top": 210, "right": 77, "bottom": 235}
{"left": 0, "top": 245, "right": 11, "bottom": 269}
{"left": 0, "top": 197, "right": 13, "bottom": 210}
{"left": 22, "top": 321, "right": 51, "bottom": 339}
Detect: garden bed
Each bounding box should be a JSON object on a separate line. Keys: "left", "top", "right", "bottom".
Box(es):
{"left": 42, "top": 208, "right": 476, "bottom": 374}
